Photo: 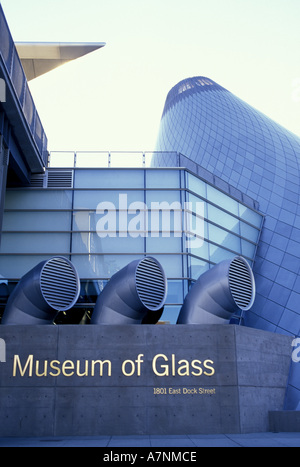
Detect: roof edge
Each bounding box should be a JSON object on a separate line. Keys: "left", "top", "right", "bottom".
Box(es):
{"left": 15, "top": 42, "right": 106, "bottom": 80}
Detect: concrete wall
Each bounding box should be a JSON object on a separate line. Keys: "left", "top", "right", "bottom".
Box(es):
{"left": 0, "top": 325, "right": 292, "bottom": 436}
{"left": 269, "top": 411, "right": 300, "bottom": 432}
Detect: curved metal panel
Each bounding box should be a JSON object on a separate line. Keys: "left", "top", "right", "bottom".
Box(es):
{"left": 91, "top": 256, "right": 167, "bottom": 325}
{"left": 1, "top": 256, "right": 80, "bottom": 325}
{"left": 177, "top": 256, "right": 255, "bottom": 325}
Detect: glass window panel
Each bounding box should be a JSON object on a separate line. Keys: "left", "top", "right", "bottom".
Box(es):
{"left": 74, "top": 169, "right": 144, "bottom": 189}
{"left": 71, "top": 254, "right": 141, "bottom": 279}
{"left": 148, "top": 206, "right": 183, "bottom": 236}
{"left": 110, "top": 152, "right": 144, "bottom": 168}
{"left": 207, "top": 185, "right": 239, "bottom": 215}
{"left": 207, "top": 204, "right": 240, "bottom": 234}
{"left": 158, "top": 305, "right": 181, "bottom": 325}
{"left": 146, "top": 236, "right": 182, "bottom": 253}
{"left": 2, "top": 211, "right": 71, "bottom": 232}
{"left": 166, "top": 280, "right": 184, "bottom": 304}
{"left": 208, "top": 224, "right": 241, "bottom": 252}
{"left": 187, "top": 238, "right": 209, "bottom": 260}
{"left": 240, "top": 221, "right": 260, "bottom": 243}
{"left": 78, "top": 280, "right": 107, "bottom": 303}
{"left": 72, "top": 232, "right": 144, "bottom": 254}
{"left": 49, "top": 152, "right": 75, "bottom": 167}
{"left": 241, "top": 239, "right": 257, "bottom": 259}
{"left": 73, "top": 211, "right": 96, "bottom": 232}
{"left": 182, "top": 279, "right": 190, "bottom": 298}
{"left": 239, "top": 204, "right": 263, "bottom": 228}
{"left": 188, "top": 257, "right": 209, "bottom": 280}
{"left": 145, "top": 190, "right": 181, "bottom": 204}
{"left": 73, "top": 209, "right": 149, "bottom": 237}
{"left": 183, "top": 214, "right": 207, "bottom": 243}
{"left": 0, "top": 233, "right": 70, "bottom": 254}
{"left": 4, "top": 190, "right": 72, "bottom": 210}
{"left": 73, "top": 190, "right": 145, "bottom": 209}
{"left": 146, "top": 170, "right": 180, "bottom": 189}
{"left": 152, "top": 254, "right": 183, "bottom": 277}
{"left": 209, "top": 245, "right": 237, "bottom": 264}
{"left": 76, "top": 152, "right": 109, "bottom": 168}
{"left": 0, "top": 255, "right": 54, "bottom": 279}
{"left": 186, "top": 173, "right": 206, "bottom": 197}
{"left": 186, "top": 193, "right": 207, "bottom": 217}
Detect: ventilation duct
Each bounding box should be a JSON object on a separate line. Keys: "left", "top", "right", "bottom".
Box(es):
{"left": 91, "top": 256, "right": 167, "bottom": 325}
{"left": 177, "top": 256, "right": 256, "bottom": 325}
{"left": 2, "top": 257, "right": 80, "bottom": 325}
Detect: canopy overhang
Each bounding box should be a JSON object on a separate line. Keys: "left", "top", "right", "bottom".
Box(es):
{"left": 15, "top": 42, "right": 106, "bottom": 81}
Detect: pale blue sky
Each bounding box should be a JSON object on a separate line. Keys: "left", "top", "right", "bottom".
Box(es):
{"left": 1, "top": 0, "right": 300, "bottom": 151}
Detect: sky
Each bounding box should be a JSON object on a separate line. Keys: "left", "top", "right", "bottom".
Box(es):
{"left": 1, "top": 0, "right": 300, "bottom": 153}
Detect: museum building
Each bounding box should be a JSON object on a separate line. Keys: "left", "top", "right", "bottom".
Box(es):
{"left": 0, "top": 3, "right": 300, "bottom": 433}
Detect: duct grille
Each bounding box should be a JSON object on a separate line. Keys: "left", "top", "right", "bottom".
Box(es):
{"left": 229, "top": 257, "right": 254, "bottom": 310}
{"left": 136, "top": 257, "right": 166, "bottom": 311}
{"left": 47, "top": 171, "right": 73, "bottom": 188}
{"left": 29, "top": 171, "right": 73, "bottom": 188}
{"left": 40, "top": 257, "right": 79, "bottom": 311}
{"left": 30, "top": 174, "right": 45, "bottom": 187}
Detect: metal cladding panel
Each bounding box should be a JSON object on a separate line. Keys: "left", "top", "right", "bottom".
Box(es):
{"left": 154, "top": 74, "right": 300, "bottom": 343}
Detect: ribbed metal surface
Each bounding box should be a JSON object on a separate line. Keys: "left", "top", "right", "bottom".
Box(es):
{"left": 47, "top": 171, "right": 73, "bottom": 188}
{"left": 30, "top": 174, "right": 45, "bottom": 187}
{"left": 136, "top": 257, "right": 166, "bottom": 311}
{"left": 229, "top": 257, "right": 254, "bottom": 310}
{"left": 40, "top": 257, "right": 79, "bottom": 311}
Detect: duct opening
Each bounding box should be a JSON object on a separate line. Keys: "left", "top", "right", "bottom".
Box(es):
{"left": 136, "top": 257, "right": 166, "bottom": 311}
{"left": 228, "top": 257, "right": 255, "bottom": 311}
{"left": 40, "top": 257, "right": 80, "bottom": 311}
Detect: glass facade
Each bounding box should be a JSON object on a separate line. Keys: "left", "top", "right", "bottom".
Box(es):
{"left": 0, "top": 166, "right": 263, "bottom": 325}
{"left": 154, "top": 76, "right": 300, "bottom": 407}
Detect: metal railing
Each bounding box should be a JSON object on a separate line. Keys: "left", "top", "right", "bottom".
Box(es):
{"left": 47, "top": 150, "right": 260, "bottom": 212}
{"left": 0, "top": 4, "right": 48, "bottom": 164}
{"left": 48, "top": 151, "right": 179, "bottom": 168}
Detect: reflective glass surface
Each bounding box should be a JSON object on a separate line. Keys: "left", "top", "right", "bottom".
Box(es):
{"left": 0, "top": 167, "right": 263, "bottom": 325}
